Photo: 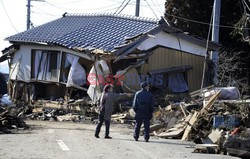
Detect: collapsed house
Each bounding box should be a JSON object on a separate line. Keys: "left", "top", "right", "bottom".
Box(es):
{"left": 0, "top": 13, "right": 220, "bottom": 104}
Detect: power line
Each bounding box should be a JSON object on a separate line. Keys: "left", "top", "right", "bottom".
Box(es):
{"left": 33, "top": 6, "right": 61, "bottom": 16}
{"left": 45, "top": 0, "right": 122, "bottom": 12}
{"left": 117, "top": 0, "right": 131, "bottom": 14}
{"left": 152, "top": 0, "right": 164, "bottom": 13}
{"left": 128, "top": 1, "right": 162, "bottom": 7}
{"left": 88, "top": 3, "right": 122, "bottom": 12}
{"left": 144, "top": 0, "right": 159, "bottom": 19}
{"left": 149, "top": 0, "right": 163, "bottom": 15}
{"left": 165, "top": 12, "right": 247, "bottom": 30}
{"left": 0, "top": 0, "right": 18, "bottom": 33}
{"left": 114, "top": 0, "right": 127, "bottom": 14}
{"left": 32, "top": 11, "right": 54, "bottom": 20}
{"left": 99, "top": 6, "right": 126, "bottom": 13}
{"left": 45, "top": 0, "right": 88, "bottom": 5}
{"left": 45, "top": 1, "right": 67, "bottom": 12}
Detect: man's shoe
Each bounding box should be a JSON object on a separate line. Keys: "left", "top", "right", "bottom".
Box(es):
{"left": 145, "top": 139, "right": 149, "bottom": 142}
{"left": 134, "top": 138, "right": 138, "bottom": 141}
{"left": 94, "top": 134, "right": 99, "bottom": 138}
{"left": 104, "top": 136, "right": 112, "bottom": 139}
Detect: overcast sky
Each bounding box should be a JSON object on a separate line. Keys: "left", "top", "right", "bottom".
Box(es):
{"left": 0, "top": 0, "right": 166, "bottom": 73}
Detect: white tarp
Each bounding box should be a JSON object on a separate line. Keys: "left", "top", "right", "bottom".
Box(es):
{"left": 66, "top": 54, "right": 86, "bottom": 87}
{"left": 168, "top": 73, "right": 189, "bottom": 93}
{"left": 0, "top": 94, "right": 12, "bottom": 106}
{"left": 203, "top": 87, "right": 241, "bottom": 100}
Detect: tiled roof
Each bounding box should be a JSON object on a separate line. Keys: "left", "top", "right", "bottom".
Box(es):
{"left": 6, "top": 13, "right": 158, "bottom": 52}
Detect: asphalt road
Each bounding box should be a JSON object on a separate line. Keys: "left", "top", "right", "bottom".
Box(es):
{"left": 0, "top": 120, "right": 239, "bottom": 159}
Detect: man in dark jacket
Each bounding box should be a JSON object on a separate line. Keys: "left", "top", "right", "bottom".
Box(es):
{"left": 133, "top": 81, "right": 154, "bottom": 142}
{"left": 95, "top": 84, "right": 131, "bottom": 139}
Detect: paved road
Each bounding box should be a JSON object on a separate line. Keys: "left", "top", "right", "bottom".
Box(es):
{"left": 0, "top": 120, "right": 239, "bottom": 159}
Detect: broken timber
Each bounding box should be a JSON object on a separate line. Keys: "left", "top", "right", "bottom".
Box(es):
{"left": 181, "top": 91, "right": 221, "bottom": 141}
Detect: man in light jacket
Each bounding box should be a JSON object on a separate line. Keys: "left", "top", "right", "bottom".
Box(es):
{"left": 133, "top": 81, "right": 155, "bottom": 142}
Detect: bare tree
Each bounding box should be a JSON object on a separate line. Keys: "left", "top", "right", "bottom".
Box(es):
{"left": 218, "top": 49, "right": 249, "bottom": 96}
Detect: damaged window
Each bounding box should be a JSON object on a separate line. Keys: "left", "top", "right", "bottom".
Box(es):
{"left": 31, "top": 50, "right": 60, "bottom": 82}
{"left": 61, "top": 53, "right": 86, "bottom": 88}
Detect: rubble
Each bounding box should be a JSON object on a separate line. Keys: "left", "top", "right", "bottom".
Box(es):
{"left": 2, "top": 83, "right": 250, "bottom": 158}
{"left": 111, "top": 113, "right": 134, "bottom": 124}
{"left": 149, "top": 85, "right": 250, "bottom": 158}
{"left": 0, "top": 103, "right": 29, "bottom": 134}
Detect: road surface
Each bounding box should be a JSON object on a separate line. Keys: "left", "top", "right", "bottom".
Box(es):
{"left": 0, "top": 120, "right": 239, "bottom": 159}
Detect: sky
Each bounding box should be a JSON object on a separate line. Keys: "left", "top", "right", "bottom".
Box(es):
{"left": 0, "top": 0, "right": 166, "bottom": 73}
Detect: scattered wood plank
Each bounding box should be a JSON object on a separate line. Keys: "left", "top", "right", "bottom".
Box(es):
{"left": 195, "top": 144, "right": 218, "bottom": 149}
{"left": 202, "top": 129, "right": 223, "bottom": 144}
{"left": 149, "top": 123, "right": 166, "bottom": 133}
{"left": 190, "top": 85, "right": 215, "bottom": 97}
{"left": 157, "top": 128, "right": 184, "bottom": 138}
{"left": 200, "top": 91, "right": 221, "bottom": 115}
{"left": 179, "top": 103, "right": 187, "bottom": 117}
{"left": 181, "top": 111, "right": 200, "bottom": 141}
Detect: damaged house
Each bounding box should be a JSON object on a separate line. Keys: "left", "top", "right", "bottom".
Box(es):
{"left": 0, "top": 13, "right": 220, "bottom": 103}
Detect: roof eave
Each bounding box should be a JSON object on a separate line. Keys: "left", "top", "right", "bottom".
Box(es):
{"left": 0, "top": 44, "right": 20, "bottom": 62}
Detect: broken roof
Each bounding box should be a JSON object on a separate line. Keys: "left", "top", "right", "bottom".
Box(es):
{"left": 6, "top": 13, "right": 159, "bottom": 52}
{"left": 5, "top": 13, "right": 220, "bottom": 55}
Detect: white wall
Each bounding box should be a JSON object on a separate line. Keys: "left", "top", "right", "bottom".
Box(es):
{"left": 137, "top": 31, "right": 207, "bottom": 57}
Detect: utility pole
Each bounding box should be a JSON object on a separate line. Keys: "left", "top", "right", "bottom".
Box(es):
{"left": 211, "top": 0, "right": 221, "bottom": 85}
{"left": 26, "top": 0, "right": 31, "bottom": 30}
{"left": 135, "top": 0, "right": 140, "bottom": 17}
{"left": 26, "top": 0, "right": 45, "bottom": 30}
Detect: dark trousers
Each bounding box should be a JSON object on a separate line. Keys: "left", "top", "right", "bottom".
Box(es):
{"left": 134, "top": 118, "right": 150, "bottom": 140}
{"left": 95, "top": 112, "right": 110, "bottom": 137}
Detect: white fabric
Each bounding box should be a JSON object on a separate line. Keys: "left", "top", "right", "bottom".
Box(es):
{"left": 87, "top": 61, "right": 105, "bottom": 104}
{"left": 37, "top": 52, "right": 48, "bottom": 80}
{"left": 66, "top": 54, "right": 86, "bottom": 87}
{"left": 34, "top": 50, "right": 60, "bottom": 82}
{"left": 34, "top": 51, "right": 42, "bottom": 79}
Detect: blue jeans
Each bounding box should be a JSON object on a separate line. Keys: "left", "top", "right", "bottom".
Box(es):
{"left": 134, "top": 118, "right": 150, "bottom": 140}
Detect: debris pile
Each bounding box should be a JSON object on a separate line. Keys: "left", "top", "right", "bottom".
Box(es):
{"left": 0, "top": 104, "right": 29, "bottom": 134}
{"left": 27, "top": 98, "right": 96, "bottom": 122}
{"left": 150, "top": 86, "right": 250, "bottom": 158}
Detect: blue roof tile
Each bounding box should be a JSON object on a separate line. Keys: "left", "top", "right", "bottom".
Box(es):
{"left": 6, "top": 13, "right": 158, "bottom": 52}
